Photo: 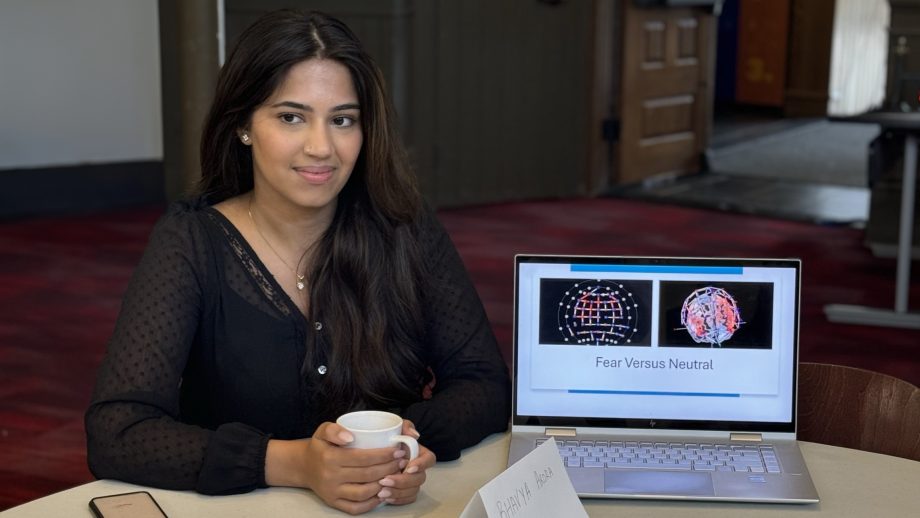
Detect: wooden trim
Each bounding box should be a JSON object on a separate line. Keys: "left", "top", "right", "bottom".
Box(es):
{"left": 698, "top": 11, "right": 716, "bottom": 159}
{"left": 785, "top": 89, "right": 833, "bottom": 100}
{"left": 586, "top": 0, "right": 617, "bottom": 195}
{"left": 159, "top": 0, "right": 219, "bottom": 202}
{"left": 784, "top": 0, "right": 836, "bottom": 117}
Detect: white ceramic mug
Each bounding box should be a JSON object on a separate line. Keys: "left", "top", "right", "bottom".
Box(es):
{"left": 335, "top": 410, "right": 419, "bottom": 461}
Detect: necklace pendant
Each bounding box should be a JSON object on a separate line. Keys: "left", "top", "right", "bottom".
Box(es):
{"left": 296, "top": 280, "right": 305, "bottom": 290}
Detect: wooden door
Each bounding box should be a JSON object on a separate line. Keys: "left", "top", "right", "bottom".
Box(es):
{"left": 784, "top": 0, "right": 834, "bottom": 117}
{"left": 618, "top": 3, "right": 716, "bottom": 184}
{"left": 735, "top": 0, "right": 790, "bottom": 107}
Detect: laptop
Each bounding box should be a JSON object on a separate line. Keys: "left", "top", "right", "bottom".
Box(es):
{"left": 507, "top": 255, "right": 819, "bottom": 503}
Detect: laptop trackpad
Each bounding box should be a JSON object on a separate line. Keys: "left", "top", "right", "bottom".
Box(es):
{"left": 604, "top": 471, "right": 715, "bottom": 496}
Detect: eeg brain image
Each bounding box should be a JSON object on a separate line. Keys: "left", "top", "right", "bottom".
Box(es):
{"left": 539, "top": 279, "right": 653, "bottom": 346}
{"left": 659, "top": 281, "right": 774, "bottom": 349}
{"left": 560, "top": 280, "right": 637, "bottom": 344}
{"left": 680, "top": 286, "right": 744, "bottom": 346}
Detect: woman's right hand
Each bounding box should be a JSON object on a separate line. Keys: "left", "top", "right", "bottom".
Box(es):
{"left": 265, "top": 421, "right": 407, "bottom": 515}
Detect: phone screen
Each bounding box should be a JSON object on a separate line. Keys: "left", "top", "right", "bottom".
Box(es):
{"left": 89, "top": 491, "right": 168, "bottom": 518}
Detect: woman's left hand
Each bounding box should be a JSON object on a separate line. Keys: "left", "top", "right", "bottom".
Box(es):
{"left": 375, "top": 419, "right": 437, "bottom": 505}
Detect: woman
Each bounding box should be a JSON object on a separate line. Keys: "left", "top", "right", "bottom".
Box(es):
{"left": 85, "top": 10, "right": 510, "bottom": 515}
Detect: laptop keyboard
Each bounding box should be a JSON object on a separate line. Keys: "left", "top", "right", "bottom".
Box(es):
{"left": 539, "top": 438, "right": 782, "bottom": 474}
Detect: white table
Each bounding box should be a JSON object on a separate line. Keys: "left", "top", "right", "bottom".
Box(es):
{"left": 4, "top": 432, "right": 920, "bottom": 517}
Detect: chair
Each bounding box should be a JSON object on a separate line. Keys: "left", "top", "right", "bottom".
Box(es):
{"left": 797, "top": 362, "right": 920, "bottom": 462}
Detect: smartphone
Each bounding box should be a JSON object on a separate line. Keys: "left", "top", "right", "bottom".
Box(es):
{"left": 89, "top": 491, "right": 168, "bottom": 518}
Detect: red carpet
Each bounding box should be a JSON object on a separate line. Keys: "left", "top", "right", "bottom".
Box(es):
{"left": 1, "top": 197, "right": 917, "bottom": 510}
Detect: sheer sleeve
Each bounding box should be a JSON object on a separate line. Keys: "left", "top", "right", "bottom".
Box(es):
{"left": 85, "top": 203, "right": 269, "bottom": 494}
{"left": 402, "top": 210, "right": 511, "bottom": 461}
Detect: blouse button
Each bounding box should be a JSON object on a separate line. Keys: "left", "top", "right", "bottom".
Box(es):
{"left": 317, "top": 365, "right": 327, "bottom": 375}
{"left": 314, "top": 321, "right": 323, "bottom": 331}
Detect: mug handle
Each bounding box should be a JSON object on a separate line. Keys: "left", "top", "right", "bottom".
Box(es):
{"left": 392, "top": 435, "right": 419, "bottom": 462}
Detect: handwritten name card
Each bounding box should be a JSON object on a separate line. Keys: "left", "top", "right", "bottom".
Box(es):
{"left": 460, "top": 438, "right": 588, "bottom": 518}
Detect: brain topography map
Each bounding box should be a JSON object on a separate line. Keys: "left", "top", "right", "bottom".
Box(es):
{"left": 539, "top": 279, "right": 653, "bottom": 346}
{"left": 658, "top": 281, "right": 774, "bottom": 349}
{"left": 681, "top": 286, "right": 743, "bottom": 345}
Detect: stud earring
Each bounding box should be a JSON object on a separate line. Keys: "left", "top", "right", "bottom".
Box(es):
{"left": 241, "top": 133, "right": 251, "bottom": 144}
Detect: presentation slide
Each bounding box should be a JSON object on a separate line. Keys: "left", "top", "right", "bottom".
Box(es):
{"left": 515, "top": 261, "right": 798, "bottom": 423}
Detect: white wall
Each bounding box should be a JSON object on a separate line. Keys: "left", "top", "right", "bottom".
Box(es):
{"left": 0, "top": 0, "right": 162, "bottom": 170}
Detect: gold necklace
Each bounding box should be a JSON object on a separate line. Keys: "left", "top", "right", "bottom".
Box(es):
{"left": 247, "top": 199, "right": 306, "bottom": 291}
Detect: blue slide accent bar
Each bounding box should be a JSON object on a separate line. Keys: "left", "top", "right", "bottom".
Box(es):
{"left": 570, "top": 264, "right": 743, "bottom": 274}
{"left": 569, "top": 389, "right": 741, "bottom": 397}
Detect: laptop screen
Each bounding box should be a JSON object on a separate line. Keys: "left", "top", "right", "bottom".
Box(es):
{"left": 513, "top": 255, "right": 801, "bottom": 434}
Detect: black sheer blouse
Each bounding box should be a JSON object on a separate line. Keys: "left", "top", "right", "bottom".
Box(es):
{"left": 85, "top": 198, "right": 510, "bottom": 495}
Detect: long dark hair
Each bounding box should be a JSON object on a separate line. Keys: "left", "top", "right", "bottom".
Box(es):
{"left": 198, "top": 10, "right": 428, "bottom": 421}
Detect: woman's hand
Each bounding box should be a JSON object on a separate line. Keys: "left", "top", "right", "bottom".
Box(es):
{"left": 374, "top": 420, "right": 437, "bottom": 505}
{"left": 265, "top": 421, "right": 406, "bottom": 515}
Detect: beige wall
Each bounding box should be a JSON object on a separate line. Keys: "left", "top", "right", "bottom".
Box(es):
{"left": 0, "top": 0, "right": 162, "bottom": 169}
